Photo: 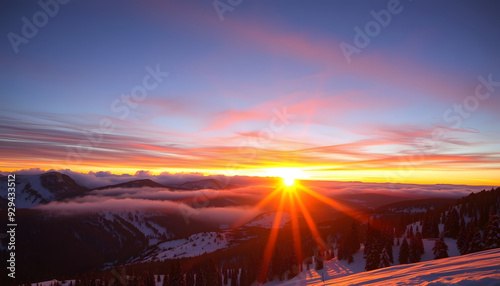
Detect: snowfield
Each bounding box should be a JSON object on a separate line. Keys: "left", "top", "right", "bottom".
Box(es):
{"left": 100, "top": 211, "right": 172, "bottom": 246}
{"left": 133, "top": 231, "right": 230, "bottom": 262}
{"left": 246, "top": 212, "right": 291, "bottom": 229}
{"left": 322, "top": 248, "right": 500, "bottom": 286}
{"left": 0, "top": 174, "right": 53, "bottom": 208}
{"left": 274, "top": 249, "right": 500, "bottom": 286}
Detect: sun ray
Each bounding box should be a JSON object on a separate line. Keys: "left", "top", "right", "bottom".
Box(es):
{"left": 288, "top": 190, "right": 303, "bottom": 270}
{"left": 236, "top": 176, "right": 371, "bottom": 280}
{"left": 231, "top": 185, "right": 284, "bottom": 228}
{"left": 259, "top": 190, "right": 287, "bottom": 282}
{"left": 298, "top": 182, "right": 369, "bottom": 222}
{"left": 292, "top": 190, "right": 327, "bottom": 251}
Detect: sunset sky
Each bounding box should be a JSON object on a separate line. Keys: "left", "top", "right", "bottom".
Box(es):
{"left": 1, "top": 0, "right": 499, "bottom": 185}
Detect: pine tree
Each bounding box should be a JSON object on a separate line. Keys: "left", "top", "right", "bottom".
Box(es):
{"left": 469, "top": 227, "right": 483, "bottom": 253}
{"left": 399, "top": 238, "right": 409, "bottom": 264}
{"left": 223, "top": 268, "right": 228, "bottom": 285}
{"left": 444, "top": 207, "right": 460, "bottom": 238}
{"left": 386, "top": 228, "right": 395, "bottom": 246}
{"left": 206, "top": 259, "right": 222, "bottom": 286}
{"left": 349, "top": 221, "right": 361, "bottom": 252}
{"left": 186, "top": 271, "right": 195, "bottom": 286}
{"left": 239, "top": 268, "right": 248, "bottom": 286}
{"left": 407, "top": 226, "right": 414, "bottom": 239}
{"left": 170, "top": 262, "right": 186, "bottom": 286}
{"left": 431, "top": 215, "right": 440, "bottom": 238}
{"left": 459, "top": 203, "right": 466, "bottom": 216}
{"left": 364, "top": 224, "right": 381, "bottom": 271}
{"left": 433, "top": 234, "right": 449, "bottom": 259}
{"left": 230, "top": 269, "right": 238, "bottom": 286}
{"left": 409, "top": 236, "right": 421, "bottom": 263}
{"left": 347, "top": 251, "right": 354, "bottom": 264}
{"left": 365, "top": 246, "right": 380, "bottom": 271}
{"left": 364, "top": 237, "right": 382, "bottom": 271}
{"left": 422, "top": 212, "right": 433, "bottom": 238}
{"left": 480, "top": 208, "right": 490, "bottom": 229}
{"left": 314, "top": 254, "right": 324, "bottom": 270}
{"left": 461, "top": 222, "right": 474, "bottom": 255}
{"left": 457, "top": 224, "right": 466, "bottom": 255}
{"left": 384, "top": 238, "right": 394, "bottom": 264}
{"left": 483, "top": 214, "right": 500, "bottom": 250}
{"left": 379, "top": 248, "right": 390, "bottom": 268}
{"left": 364, "top": 222, "right": 372, "bottom": 256}
{"left": 197, "top": 268, "right": 207, "bottom": 286}
{"left": 415, "top": 231, "right": 425, "bottom": 255}
{"left": 460, "top": 217, "right": 466, "bottom": 231}
{"left": 337, "top": 238, "right": 345, "bottom": 260}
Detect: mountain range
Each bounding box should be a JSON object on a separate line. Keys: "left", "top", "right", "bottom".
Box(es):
{"left": 0, "top": 172, "right": 240, "bottom": 209}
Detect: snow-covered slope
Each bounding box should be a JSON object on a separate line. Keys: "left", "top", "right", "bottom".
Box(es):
{"left": 133, "top": 231, "right": 229, "bottom": 262}
{"left": 99, "top": 211, "right": 172, "bottom": 246}
{"left": 246, "top": 212, "right": 291, "bottom": 229}
{"left": 316, "top": 249, "right": 500, "bottom": 285}
{"left": 0, "top": 172, "right": 88, "bottom": 208}
{"left": 130, "top": 211, "right": 292, "bottom": 263}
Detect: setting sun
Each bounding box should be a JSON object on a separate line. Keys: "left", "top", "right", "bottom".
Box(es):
{"left": 283, "top": 176, "right": 295, "bottom": 186}
{"left": 265, "top": 167, "right": 305, "bottom": 187}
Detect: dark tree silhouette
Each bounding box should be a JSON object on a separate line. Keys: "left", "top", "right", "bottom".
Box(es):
{"left": 433, "top": 234, "right": 449, "bottom": 259}
{"left": 483, "top": 214, "right": 500, "bottom": 250}
{"left": 469, "top": 227, "right": 483, "bottom": 253}
{"left": 349, "top": 221, "right": 361, "bottom": 253}
{"left": 399, "top": 238, "right": 409, "bottom": 264}
{"left": 315, "top": 254, "right": 324, "bottom": 270}
{"left": 379, "top": 248, "right": 391, "bottom": 268}
{"left": 415, "top": 231, "right": 425, "bottom": 255}
{"left": 170, "top": 262, "right": 186, "bottom": 286}
{"left": 409, "top": 236, "right": 421, "bottom": 263}
{"left": 444, "top": 208, "right": 460, "bottom": 238}
{"left": 206, "top": 259, "right": 222, "bottom": 286}
{"left": 457, "top": 224, "right": 467, "bottom": 255}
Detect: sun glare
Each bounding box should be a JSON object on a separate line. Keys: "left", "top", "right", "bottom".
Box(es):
{"left": 265, "top": 167, "right": 305, "bottom": 187}
{"left": 284, "top": 176, "right": 295, "bottom": 186}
